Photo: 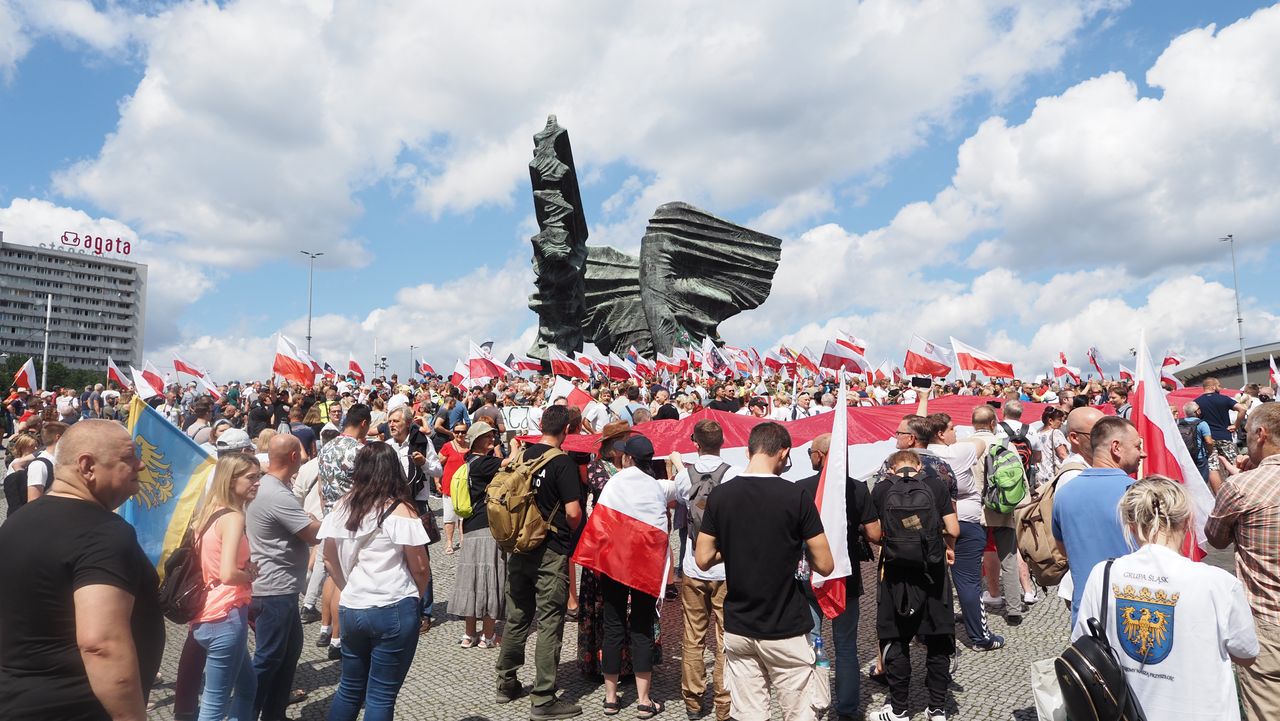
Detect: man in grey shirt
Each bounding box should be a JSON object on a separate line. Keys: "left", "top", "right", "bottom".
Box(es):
{"left": 247, "top": 434, "right": 319, "bottom": 721}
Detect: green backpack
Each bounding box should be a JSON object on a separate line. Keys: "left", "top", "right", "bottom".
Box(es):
{"left": 451, "top": 459, "right": 475, "bottom": 519}
{"left": 983, "top": 442, "right": 1028, "bottom": 513}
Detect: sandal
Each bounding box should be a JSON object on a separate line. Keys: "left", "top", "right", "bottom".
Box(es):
{"left": 445, "top": 545, "right": 456, "bottom": 555}
{"left": 419, "top": 617, "right": 432, "bottom": 635}
{"left": 603, "top": 700, "right": 622, "bottom": 716}
{"left": 459, "top": 634, "right": 477, "bottom": 648}
{"left": 637, "top": 700, "right": 665, "bottom": 719}
{"left": 288, "top": 689, "right": 308, "bottom": 705}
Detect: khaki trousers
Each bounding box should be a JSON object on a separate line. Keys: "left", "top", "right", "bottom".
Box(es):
{"left": 1241, "top": 619, "right": 1280, "bottom": 721}
{"left": 680, "top": 577, "right": 731, "bottom": 720}
{"left": 723, "top": 631, "right": 830, "bottom": 721}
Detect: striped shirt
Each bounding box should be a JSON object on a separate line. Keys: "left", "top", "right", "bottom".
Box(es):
{"left": 1206, "top": 454, "right": 1280, "bottom": 625}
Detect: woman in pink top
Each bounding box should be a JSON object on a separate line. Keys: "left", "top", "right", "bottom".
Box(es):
{"left": 191, "top": 454, "right": 262, "bottom": 721}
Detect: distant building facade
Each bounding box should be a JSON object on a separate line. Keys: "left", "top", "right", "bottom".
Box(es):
{"left": 0, "top": 233, "right": 148, "bottom": 373}
{"left": 1174, "top": 341, "right": 1280, "bottom": 389}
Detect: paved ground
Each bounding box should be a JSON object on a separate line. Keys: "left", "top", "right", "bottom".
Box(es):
{"left": 2, "top": 496, "right": 1234, "bottom": 720}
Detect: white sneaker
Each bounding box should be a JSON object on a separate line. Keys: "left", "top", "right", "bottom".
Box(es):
{"left": 867, "top": 704, "right": 909, "bottom": 721}
{"left": 981, "top": 591, "right": 1005, "bottom": 608}
{"left": 1023, "top": 590, "right": 1042, "bottom": 605}
{"left": 928, "top": 708, "right": 947, "bottom": 721}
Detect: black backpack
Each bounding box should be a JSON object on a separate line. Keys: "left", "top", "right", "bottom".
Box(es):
{"left": 2, "top": 457, "right": 53, "bottom": 517}
{"left": 685, "top": 463, "right": 730, "bottom": 538}
{"left": 878, "top": 468, "right": 945, "bottom": 570}
{"left": 157, "top": 508, "right": 232, "bottom": 624}
{"left": 1055, "top": 560, "right": 1147, "bottom": 721}
{"left": 999, "top": 421, "right": 1035, "bottom": 475}
{"left": 1178, "top": 420, "right": 1203, "bottom": 461}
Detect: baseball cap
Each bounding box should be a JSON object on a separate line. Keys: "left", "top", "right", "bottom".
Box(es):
{"left": 465, "top": 421, "right": 496, "bottom": 448}
{"left": 215, "top": 428, "right": 253, "bottom": 454}
{"left": 617, "top": 434, "right": 655, "bottom": 463}
{"left": 212, "top": 418, "right": 232, "bottom": 430}
{"left": 748, "top": 397, "right": 769, "bottom": 409}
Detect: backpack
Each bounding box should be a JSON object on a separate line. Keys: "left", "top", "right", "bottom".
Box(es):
{"left": 878, "top": 469, "right": 945, "bottom": 570}
{"left": 1055, "top": 560, "right": 1148, "bottom": 721}
{"left": 157, "top": 508, "right": 232, "bottom": 624}
{"left": 486, "top": 448, "right": 566, "bottom": 554}
{"left": 2, "top": 457, "right": 53, "bottom": 516}
{"left": 1014, "top": 461, "right": 1084, "bottom": 587}
{"left": 998, "top": 421, "right": 1035, "bottom": 476}
{"left": 1178, "top": 420, "right": 1204, "bottom": 461}
{"left": 685, "top": 463, "right": 730, "bottom": 538}
{"left": 982, "top": 441, "right": 1028, "bottom": 513}
{"left": 451, "top": 458, "right": 475, "bottom": 519}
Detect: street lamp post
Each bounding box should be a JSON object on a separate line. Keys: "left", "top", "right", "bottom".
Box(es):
{"left": 409, "top": 345, "right": 417, "bottom": 378}
{"left": 300, "top": 251, "right": 324, "bottom": 354}
{"left": 1220, "top": 235, "right": 1248, "bottom": 384}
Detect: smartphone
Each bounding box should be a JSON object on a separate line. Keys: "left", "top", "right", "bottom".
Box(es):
{"left": 910, "top": 376, "right": 933, "bottom": 389}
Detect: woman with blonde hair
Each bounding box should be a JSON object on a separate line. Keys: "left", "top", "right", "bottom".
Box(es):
{"left": 1072, "top": 476, "right": 1257, "bottom": 721}
{"left": 187, "top": 453, "right": 262, "bottom": 721}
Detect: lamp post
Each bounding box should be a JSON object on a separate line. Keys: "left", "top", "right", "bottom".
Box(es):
{"left": 300, "top": 251, "right": 324, "bottom": 354}
{"left": 1220, "top": 235, "right": 1248, "bottom": 384}
{"left": 409, "top": 345, "right": 417, "bottom": 378}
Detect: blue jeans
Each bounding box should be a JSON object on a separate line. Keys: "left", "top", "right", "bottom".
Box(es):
{"left": 832, "top": 600, "right": 860, "bottom": 717}
{"left": 328, "top": 597, "right": 421, "bottom": 721}
{"left": 250, "top": 594, "right": 303, "bottom": 721}
{"left": 421, "top": 576, "right": 434, "bottom": 619}
{"left": 192, "top": 605, "right": 256, "bottom": 721}
{"left": 951, "top": 521, "right": 994, "bottom": 644}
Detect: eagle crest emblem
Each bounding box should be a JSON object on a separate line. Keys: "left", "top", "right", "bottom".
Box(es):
{"left": 1113, "top": 584, "right": 1178, "bottom": 664}
{"left": 133, "top": 436, "right": 176, "bottom": 511}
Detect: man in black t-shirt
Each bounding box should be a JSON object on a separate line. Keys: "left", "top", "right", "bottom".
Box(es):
{"left": 797, "top": 433, "right": 881, "bottom": 721}
{"left": 696, "top": 422, "right": 833, "bottom": 721}
{"left": 0, "top": 420, "right": 165, "bottom": 721}
{"left": 495, "top": 405, "right": 584, "bottom": 719}
{"left": 706, "top": 383, "right": 741, "bottom": 414}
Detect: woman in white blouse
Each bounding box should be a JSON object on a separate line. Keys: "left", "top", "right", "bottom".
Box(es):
{"left": 320, "top": 442, "right": 432, "bottom": 721}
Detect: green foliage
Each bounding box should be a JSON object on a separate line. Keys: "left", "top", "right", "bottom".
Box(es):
{"left": 1, "top": 355, "right": 106, "bottom": 392}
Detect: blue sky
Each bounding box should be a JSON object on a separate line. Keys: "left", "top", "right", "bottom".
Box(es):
{"left": 1, "top": 0, "right": 1277, "bottom": 380}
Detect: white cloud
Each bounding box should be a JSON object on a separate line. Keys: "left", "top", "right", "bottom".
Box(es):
{"left": 0, "top": 0, "right": 31, "bottom": 80}
{"left": 14, "top": 0, "right": 141, "bottom": 54}
{"left": 49, "top": 0, "right": 1118, "bottom": 267}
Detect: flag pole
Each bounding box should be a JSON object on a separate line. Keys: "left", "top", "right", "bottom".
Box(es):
{"left": 41, "top": 293, "right": 51, "bottom": 390}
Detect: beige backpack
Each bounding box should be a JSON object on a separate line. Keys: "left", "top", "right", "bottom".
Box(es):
{"left": 486, "top": 448, "right": 565, "bottom": 554}
{"left": 1014, "top": 461, "right": 1085, "bottom": 588}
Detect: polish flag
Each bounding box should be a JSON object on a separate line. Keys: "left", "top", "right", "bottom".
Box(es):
{"left": 605, "top": 353, "right": 638, "bottom": 382}
{"left": 507, "top": 354, "right": 544, "bottom": 373}
{"left": 1161, "top": 353, "right": 1185, "bottom": 368}
{"left": 449, "top": 360, "right": 466, "bottom": 389}
{"left": 418, "top": 359, "right": 436, "bottom": 376}
{"left": 572, "top": 465, "right": 673, "bottom": 598}
{"left": 468, "top": 341, "right": 509, "bottom": 378}
{"left": 130, "top": 365, "right": 162, "bottom": 399}
{"left": 1133, "top": 330, "right": 1212, "bottom": 559}
{"left": 903, "top": 334, "right": 953, "bottom": 378}
{"left": 819, "top": 340, "right": 871, "bottom": 374}
{"left": 632, "top": 353, "right": 657, "bottom": 378}
{"left": 574, "top": 352, "right": 602, "bottom": 372}
{"left": 794, "top": 346, "right": 820, "bottom": 376}
{"left": 1053, "top": 363, "right": 1082, "bottom": 384}
{"left": 142, "top": 361, "right": 168, "bottom": 393}
{"left": 173, "top": 354, "right": 203, "bottom": 378}
{"left": 950, "top": 337, "right": 1014, "bottom": 379}
{"left": 836, "top": 331, "right": 867, "bottom": 356}
{"left": 273, "top": 336, "right": 315, "bottom": 385}
{"left": 106, "top": 356, "right": 131, "bottom": 388}
{"left": 812, "top": 376, "right": 852, "bottom": 617}
{"left": 550, "top": 376, "right": 593, "bottom": 409}
{"left": 1058, "top": 351, "right": 1068, "bottom": 365}
{"left": 196, "top": 373, "right": 223, "bottom": 401}
{"left": 1160, "top": 369, "right": 1185, "bottom": 390}
{"left": 298, "top": 349, "right": 323, "bottom": 380}
{"left": 1119, "top": 364, "right": 1134, "bottom": 381}
{"left": 655, "top": 353, "right": 678, "bottom": 374}
{"left": 672, "top": 348, "right": 690, "bottom": 372}
{"left": 348, "top": 354, "right": 366, "bottom": 382}
{"left": 688, "top": 347, "right": 703, "bottom": 370}
{"left": 1086, "top": 346, "right": 1107, "bottom": 379}
{"left": 549, "top": 347, "right": 589, "bottom": 380}
{"left": 11, "top": 357, "right": 37, "bottom": 392}
{"left": 763, "top": 350, "right": 785, "bottom": 373}
{"left": 1270, "top": 354, "right": 1278, "bottom": 388}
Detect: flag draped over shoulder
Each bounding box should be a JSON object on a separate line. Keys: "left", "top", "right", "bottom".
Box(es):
{"left": 812, "top": 376, "right": 851, "bottom": 618}
{"left": 120, "top": 395, "right": 216, "bottom": 573}
{"left": 571, "top": 466, "right": 672, "bottom": 598}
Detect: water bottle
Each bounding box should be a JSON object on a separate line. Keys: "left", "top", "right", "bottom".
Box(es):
{"left": 814, "top": 635, "right": 830, "bottom": 668}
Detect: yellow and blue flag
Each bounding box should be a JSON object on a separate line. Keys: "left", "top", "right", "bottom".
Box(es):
{"left": 120, "top": 395, "right": 216, "bottom": 572}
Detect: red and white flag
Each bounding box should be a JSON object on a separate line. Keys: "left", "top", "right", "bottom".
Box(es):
{"left": 173, "top": 354, "right": 203, "bottom": 378}
{"left": 449, "top": 360, "right": 466, "bottom": 389}
{"left": 1086, "top": 346, "right": 1107, "bottom": 379}
{"left": 11, "top": 357, "right": 37, "bottom": 392}
{"left": 1270, "top": 354, "right": 1278, "bottom": 388}
{"left": 1133, "top": 330, "right": 1212, "bottom": 559}
{"left": 655, "top": 353, "right": 679, "bottom": 374}
{"left": 950, "top": 337, "right": 1014, "bottom": 379}
{"left": 574, "top": 351, "right": 601, "bottom": 372}
{"left": 794, "top": 346, "right": 820, "bottom": 376}
{"left": 549, "top": 347, "right": 589, "bottom": 380}
{"left": 1119, "top": 364, "right": 1134, "bottom": 381}
{"left": 468, "top": 341, "right": 509, "bottom": 378}
{"left": 550, "top": 376, "right": 593, "bottom": 409}
{"left": 142, "top": 361, "right": 169, "bottom": 393}
{"left": 418, "top": 359, "right": 436, "bottom": 376}
{"left": 819, "top": 340, "right": 871, "bottom": 374}
{"left": 273, "top": 336, "right": 315, "bottom": 385}
{"left": 507, "top": 353, "right": 544, "bottom": 373}
{"left": 298, "top": 348, "right": 323, "bottom": 380}
{"left": 836, "top": 331, "right": 867, "bottom": 356}
{"left": 812, "top": 376, "right": 852, "bottom": 617}
{"left": 196, "top": 373, "right": 223, "bottom": 401}
{"left": 605, "top": 353, "right": 639, "bottom": 382}
{"left": 106, "top": 356, "right": 131, "bottom": 388}
{"left": 1053, "top": 363, "right": 1082, "bottom": 384}
{"left": 571, "top": 465, "right": 673, "bottom": 599}
{"left": 903, "top": 334, "right": 953, "bottom": 377}
{"left": 130, "top": 365, "right": 162, "bottom": 399}
{"left": 1161, "top": 353, "right": 1185, "bottom": 368}
{"left": 348, "top": 353, "right": 366, "bottom": 382}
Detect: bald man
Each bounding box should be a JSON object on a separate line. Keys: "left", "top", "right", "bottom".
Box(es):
{"left": 1060, "top": 406, "right": 1104, "bottom": 487}
{"left": 797, "top": 432, "right": 881, "bottom": 720}
{"left": 246, "top": 433, "right": 320, "bottom": 721}
{"left": 0, "top": 420, "right": 165, "bottom": 721}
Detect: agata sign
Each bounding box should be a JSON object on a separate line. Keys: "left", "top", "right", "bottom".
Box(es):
{"left": 46, "top": 231, "right": 133, "bottom": 257}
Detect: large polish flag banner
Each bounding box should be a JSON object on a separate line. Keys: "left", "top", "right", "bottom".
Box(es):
{"left": 571, "top": 465, "right": 673, "bottom": 598}
{"left": 1133, "top": 330, "right": 1212, "bottom": 558}
{"left": 903, "top": 334, "right": 952, "bottom": 377}
{"left": 106, "top": 356, "right": 131, "bottom": 388}
{"left": 818, "top": 340, "right": 871, "bottom": 374}
{"left": 950, "top": 337, "right": 1015, "bottom": 379}
{"left": 273, "top": 336, "right": 315, "bottom": 385}
{"left": 811, "top": 377, "right": 851, "bottom": 618}
{"left": 12, "top": 357, "right": 37, "bottom": 392}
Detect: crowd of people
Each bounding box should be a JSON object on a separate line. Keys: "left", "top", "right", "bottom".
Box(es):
{"left": 0, "top": 365, "right": 1278, "bottom": 721}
